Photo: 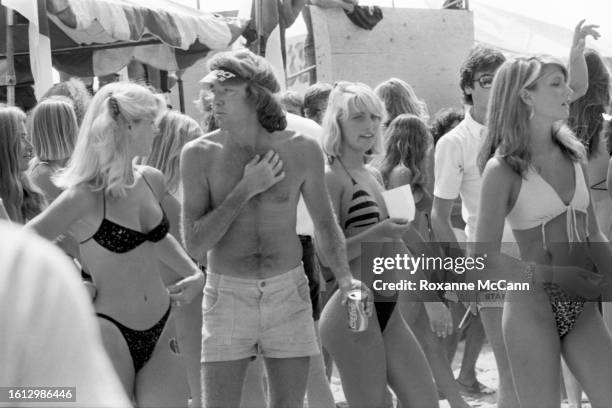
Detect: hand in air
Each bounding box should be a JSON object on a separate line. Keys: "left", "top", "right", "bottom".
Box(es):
{"left": 242, "top": 150, "right": 285, "bottom": 197}
{"left": 571, "top": 19, "right": 600, "bottom": 55}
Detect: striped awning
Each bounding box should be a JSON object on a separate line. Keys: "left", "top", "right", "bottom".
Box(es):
{"left": 0, "top": 0, "right": 248, "bottom": 82}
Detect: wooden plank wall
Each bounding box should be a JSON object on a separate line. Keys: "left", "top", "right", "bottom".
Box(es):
{"left": 311, "top": 6, "right": 474, "bottom": 119}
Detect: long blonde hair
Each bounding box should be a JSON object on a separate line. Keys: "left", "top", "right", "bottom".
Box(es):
{"left": 145, "top": 111, "right": 203, "bottom": 193}
{"left": 30, "top": 97, "right": 78, "bottom": 162}
{"left": 379, "top": 114, "right": 432, "bottom": 189}
{"left": 479, "top": 56, "right": 586, "bottom": 176}
{"left": 374, "top": 78, "right": 429, "bottom": 126}
{"left": 55, "top": 82, "right": 162, "bottom": 198}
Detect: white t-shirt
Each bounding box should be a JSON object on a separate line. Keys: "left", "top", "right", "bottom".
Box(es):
{"left": 285, "top": 113, "right": 323, "bottom": 237}
{"left": 434, "top": 110, "right": 486, "bottom": 241}
{"left": 0, "top": 222, "right": 131, "bottom": 407}
{"left": 434, "top": 110, "right": 515, "bottom": 245}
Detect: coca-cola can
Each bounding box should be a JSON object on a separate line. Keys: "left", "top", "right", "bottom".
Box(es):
{"left": 347, "top": 289, "right": 368, "bottom": 332}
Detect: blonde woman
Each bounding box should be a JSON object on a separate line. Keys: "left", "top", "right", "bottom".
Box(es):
{"left": 374, "top": 78, "right": 429, "bottom": 127}
{"left": 26, "top": 82, "right": 204, "bottom": 407}
{"left": 476, "top": 54, "right": 612, "bottom": 407}
{"left": 28, "top": 97, "right": 78, "bottom": 202}
{"left": 145, "top": 111, "right": 203, "bottom": 202}
{"left": 319, "top": 82, "right": 441, "bottom": 408}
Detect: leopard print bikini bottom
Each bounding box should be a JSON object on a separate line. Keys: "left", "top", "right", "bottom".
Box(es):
{"left": 542, "top": 283, "right": 585, "bottom": 338}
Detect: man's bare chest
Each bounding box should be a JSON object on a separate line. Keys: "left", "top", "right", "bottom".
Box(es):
{"left": 209, "top": 146, "right": 302, "bottom": 207}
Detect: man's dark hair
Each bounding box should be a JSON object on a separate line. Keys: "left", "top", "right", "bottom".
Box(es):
{"left": 303, "top": 82, "right": 332, "bottom": 121}
{"left": 208, "top": 49, "right": 286, "bottom": 132}
{"left": 459, "top": 45, "right": 506, "bottom": 105}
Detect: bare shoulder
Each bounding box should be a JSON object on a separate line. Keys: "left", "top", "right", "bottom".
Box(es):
{"left": 324, "top": 163, "right": 347, "bottom": 189}
{"left": 185, "top": 130, "right": 223, "bottom": 152}
{"left": 388, "top": 166, "right": 413, "bottom": 186}
{"left": 281, "top": 129, "right": 324, "bottom": 162}
{"left": 137, "top": 165, "right": 166, "bottom": 195}
{"left": 182, "top": 131, "right": 223, "bottom": 167}
{"left": 481, "top": 157, "right": 521, "bottom": 201}
{"left": 61, "top": 184, "right": 98, "bottom": 210}
{"left": 284, "top": 128, "right": 317, "bottom": 145}
{"left": 29, "top": 162, "right": 53, "bottom": 178}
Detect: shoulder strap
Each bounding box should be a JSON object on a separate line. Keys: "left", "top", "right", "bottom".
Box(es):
{"left": 336, "top": 158, "right": 357, "bottom": 185}
{"left": 140, "top": 172, "right": 159, "bottom": 200}
{"left": 101, "top": 190, "right": 107, "bottom": 217}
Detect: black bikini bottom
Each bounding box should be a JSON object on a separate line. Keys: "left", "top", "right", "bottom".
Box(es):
{"left": 97, "top": 305, "right": 171, "bottom": 373}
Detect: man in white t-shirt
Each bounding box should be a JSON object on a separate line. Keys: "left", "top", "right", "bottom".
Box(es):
{"left": 0, "top": 221, "right": 130, "bottom": 407}
{"left": 432, "top": 45, "right": 519, "bottom": 408}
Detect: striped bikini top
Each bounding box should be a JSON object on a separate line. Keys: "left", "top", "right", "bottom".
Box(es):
{"left": 338, "top": 159, "right": 381, "bottom": 230}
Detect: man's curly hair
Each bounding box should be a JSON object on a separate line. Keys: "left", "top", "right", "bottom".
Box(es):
{"left": 208, "top": 50, "right": 286, "bottom": 132}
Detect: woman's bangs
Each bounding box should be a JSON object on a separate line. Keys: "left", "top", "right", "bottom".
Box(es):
{"left": 348, "top": 93, "right": 383, "bottom": 119}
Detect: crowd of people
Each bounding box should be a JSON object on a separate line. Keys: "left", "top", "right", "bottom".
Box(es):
{"left": 1, "top": 12, "right": 612, "bottom": 408}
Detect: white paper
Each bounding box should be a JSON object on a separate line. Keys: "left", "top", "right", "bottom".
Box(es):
{"left": 382, "top": 184, "right": 415, "bottom": 221}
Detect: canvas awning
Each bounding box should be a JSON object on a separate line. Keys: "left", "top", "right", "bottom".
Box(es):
{"left": 0, "top": 0, "right": 248, "bottom": 83}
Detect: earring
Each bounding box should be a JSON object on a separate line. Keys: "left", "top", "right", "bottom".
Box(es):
{"left": 529, "top": 106, "right": 535, "bottom": 120}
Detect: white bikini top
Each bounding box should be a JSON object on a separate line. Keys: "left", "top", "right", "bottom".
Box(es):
{"left": 507, "top": 161, "right": 589, "bottom": 250}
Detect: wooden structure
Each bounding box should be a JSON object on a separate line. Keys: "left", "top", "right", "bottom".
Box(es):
{"left": 310, "top": 7, "right": 474, "bottom": 115}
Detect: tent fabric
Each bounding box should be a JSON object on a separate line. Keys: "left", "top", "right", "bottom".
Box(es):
{"left": 0, "top": 0, "right": 249, "bottom": 83}
{"left": 471, "top": 1, "right": 612, "bottom": 59}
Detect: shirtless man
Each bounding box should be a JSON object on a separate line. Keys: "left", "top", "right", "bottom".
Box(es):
{"left": 181, "top": 49, "right": 370, "bottom": 408}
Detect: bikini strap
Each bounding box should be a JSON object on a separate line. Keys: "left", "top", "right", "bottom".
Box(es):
{"left": 140, "top": 172, "right": 159, "bottom": 201}
{"left": 102, "top": 190, "right": 107, "bottom": 217}
{"left": 336, "top": 157, "right": 358, "bottom": 185}
{"left": 140, "top": 171, "right": 167, "bottom": 218}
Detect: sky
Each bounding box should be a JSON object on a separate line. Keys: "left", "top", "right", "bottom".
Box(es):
{"left": 183, "top": 0, "right": 612, "bottom": 41}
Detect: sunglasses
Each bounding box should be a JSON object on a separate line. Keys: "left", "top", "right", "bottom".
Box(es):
{"left": 473, "top": 74, "right": 494, "bottom": 89}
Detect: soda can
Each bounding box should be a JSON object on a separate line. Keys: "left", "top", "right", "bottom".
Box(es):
{"left": 347, "top": 289, "right": 368, "bottom": 332}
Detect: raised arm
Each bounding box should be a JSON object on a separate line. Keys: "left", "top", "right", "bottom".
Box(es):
{"left": 180, "top": 140, "right": 284, "bottom": 259}
{"left": 568, "top": 19, "right": 601, "bottom": 101}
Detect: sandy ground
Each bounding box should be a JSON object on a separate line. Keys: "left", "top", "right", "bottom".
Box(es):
{"left": 329, "top": 341, "right": 591, "bottom": 408}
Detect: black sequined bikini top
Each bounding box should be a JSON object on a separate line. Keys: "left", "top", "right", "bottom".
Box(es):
{"left": 80, "top": 174, "right": 169, "bottom": 253}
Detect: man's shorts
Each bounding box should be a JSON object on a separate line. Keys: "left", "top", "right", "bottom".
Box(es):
{"left": 299, "top": 235, "right": 321, "bottom": 321}
{"left": 201, "top": 264, "right": 320, "bottom": 363}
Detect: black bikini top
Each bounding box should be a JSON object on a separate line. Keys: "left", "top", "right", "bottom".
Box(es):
{"left": 338, "top": 159, "right": 381, "bottom": 230}
{"left": 80, "top": 174, "right": 169, "bottom": 253}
